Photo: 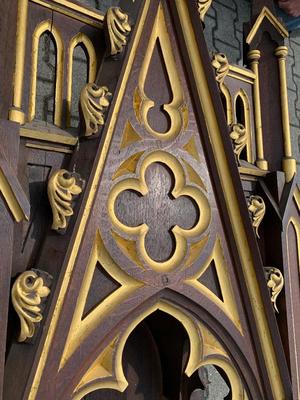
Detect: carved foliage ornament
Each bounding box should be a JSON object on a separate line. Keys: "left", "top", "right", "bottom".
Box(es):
{"left": 11, "top": 271, "right": 51, "bottom": 342}
{"left": 211, "top": 52, "right": 229, "bottom": 85}
{"left": 229, "top": 123, "right": 247, "bottom": 164}
{"left": 80, "top": 83, "right": 111, "bottom": 137}
{"left": 248, "top": 195, "right": 265, "bottom": 239}
{"left": 48, "top": 169, "right": 83, "bottom": 232}
{"left": 264, "top": 267, "right": 284, "bottom": 313}
{"left": 197, "top": 0, "right": 213, "bottom": 21}
{"left": 104, "top": 7, "right": 131, "bottom": 56}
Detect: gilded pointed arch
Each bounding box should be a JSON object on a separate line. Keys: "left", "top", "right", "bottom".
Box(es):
{"left": 66, "top": 32, "right": 97, "bottom": 127}
{"left": 29, "top": 20, "right": 64, "bottom": 126}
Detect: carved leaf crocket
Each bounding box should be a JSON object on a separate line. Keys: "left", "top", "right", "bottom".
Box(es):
{"left": 80, "top": 83, "right": 111, "bottom": 137}
{"left": 11, "top": 271, "right": 51, "bottom": 342}
{"left": 104, "top": 7, "right": 131, "bottom": 56}
{"left": 47, "top": 169, "right": 83, "bottom": 232}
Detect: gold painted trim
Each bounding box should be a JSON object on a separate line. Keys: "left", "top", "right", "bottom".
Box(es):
{"left": 20, "top": 127, "right": 78, "bottom": 146}
{"left": 29, "top": 20, "right": 64, "bottom": 126}
{"left": 228, "top": 64, "right": 256, "bottom": 80}
{"left": 227, "top": 73, "right": 254, "bottom": 85}
{"left": 30, "top": 0, "right": 104, "bottom": 27}
{"left": 238, "top": 166, "right": 268, "bottom": 177}
{"left": 66, "top": 33, "right": 97, "bottom": 127}
{"left": 275, "top": 46, "right": 297, "bottom": 182}
{"left": 134, "top": 4, "right": 187, "bottom": 141}
{"left": 176, "top": 1, "right": 285, "bottom": 397}
{"left": 246, "top": 6, "right": 288, "bottom": 44}
{"left": 9, "top": 0, "right": 29, "bottom": 124}
{"left": 185, "top": 238, "right": 242, "bottom": 332}
{"left": 25, "top": 143, "right": 73, "bottom": 154}
{"left": 60, "top": 230, "right": 143, "bottom": 367}
{"left": 0, "top": 168, "right": 28, "bottom": 222}
{"left": 27, "top": 2, "right": 151, "bottom": 398}
{"left": 220, "top": 83, "right": 233, "bottom": 125}
{"left": 248, "top": 50, "right": 268, "bottom": 170}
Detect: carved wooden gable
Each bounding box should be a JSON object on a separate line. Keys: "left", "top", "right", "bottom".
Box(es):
{"left": 3, "top": 1, "right": 295, "bottom": 400}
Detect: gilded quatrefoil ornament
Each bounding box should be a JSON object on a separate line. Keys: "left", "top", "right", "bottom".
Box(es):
{"left": 108, "top": 151, "right": 211, "bottom": 272}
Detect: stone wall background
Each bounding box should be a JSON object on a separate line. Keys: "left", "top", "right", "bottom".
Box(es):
{"left": 204, "top": 0, "right": 300, "bottom": 164}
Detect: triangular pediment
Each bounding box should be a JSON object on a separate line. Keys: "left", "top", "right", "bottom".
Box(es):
{"left": 246, "top": 6, "right": 288, "bottom": 44}
{"left": 24, "top": 2, "right": 288, "bottom": 399}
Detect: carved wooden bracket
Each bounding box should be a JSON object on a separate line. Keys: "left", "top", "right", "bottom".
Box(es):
{"left": 264, "top": 267, "right": 284, "bottom": 313}
{"left": 80, "top": 83, "right": 112, "bottom": 137}
{"left": 248, "top": 195, "right": 266, "bottom": 239}
{"left": 11, "top": 270, "right": 52, "bottom": 343}
{"left": 47, "top": 169, "right": 84, "bottom": 233}
{"left": 104, "top": 7, "right": 131, "bottom": 56}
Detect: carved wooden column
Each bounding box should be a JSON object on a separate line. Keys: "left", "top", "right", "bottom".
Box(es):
{"left": 247, "top": 49, "right": 268, "bottom": 170}
{"left": 275, "top": 46, "right": 297, "bottom": 182}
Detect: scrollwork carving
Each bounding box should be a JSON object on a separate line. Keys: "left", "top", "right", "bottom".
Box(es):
{"left": 229, "top": 123, "right": 247, "bottom": 164}
{"left": 197, "top": 0, "right": 213, "bottom": 21}
{"left": 248, "top": 195, "right": 265, "bottom": 239}
{"left": 264, "top": 267, "right": 284, "bottom": 313}
{"left": 211, "top": 52, "right": 230, "bottom": 85}
{"left": 80, "top": 83, "right": 111, "bottom": 137}
{"left": 48, "top": 169, "right": 83, "bottom": 232}
{"left": 104, "top": 7, "right": 131, "bottom": 56}
{"left": 11, "top": 270, "right": 51, "bottom": 342}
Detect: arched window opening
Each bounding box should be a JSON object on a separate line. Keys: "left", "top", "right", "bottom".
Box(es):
{"left": 219, "top": 85, "right": 233, "bottom": 126}
{"left": 235, "top": 92, "right": 252, "bottom": 163}
{"left": 69, "top": 44, "right": 89, "bottom": 129}
{"left": 35, "top": 31, "right": 57, "bottom": 124}
{"left": 67, "top": 34, "right": 97, "bottom": 131}
{"left": 235, "top": 95, "right": 245, "bottom": 126}
{"left": 29, "top": 21, "right": 63, "bottom": 126}
{"left": 81, "top": 311, "right": 189, "bottom": 399}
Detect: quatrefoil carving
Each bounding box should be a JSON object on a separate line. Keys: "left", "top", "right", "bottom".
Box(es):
{"left": 108, "top": 151, "right": 211, "bottom": 272}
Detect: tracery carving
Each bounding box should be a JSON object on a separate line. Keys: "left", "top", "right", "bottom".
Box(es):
{"left": 80, "top": 83, "right": 111, "bottom": 137}
{"left": 197, "top": 0, "right": 213, "bottom": 21}
{"left": 108, "top": 151, "right": 211, "bottom": 272}
{"left": 48, "top": 169, "right": 83, "bottom": 232}
{"left": 229, "top": 123, "right": 247, "bottom": 164}
{"left": 248, "top": 195, "right": 266, "bottom": 239}
{"left": 134, "top": 5, "right": 188, "bottom": 141}
{"left": 211, "top": 52, "right": 229, "bottom": 85}
{"left": 11, "top": 270, "right": 51, "bottom": 342}
{"left": 264, "top": 267, "right": 284, "bottom": 313}
{"left": 104, "top": 7, "right": 131, "bottom": 56}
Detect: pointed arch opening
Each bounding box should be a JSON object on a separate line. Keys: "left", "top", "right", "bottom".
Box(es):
{"left": 67, "top": 33, "right": 97, "bottom": 129}
{"left": 29, "top": 20, "right": 64, "bottom": 126}
{"left": 234, "top": 90, "right": 253, "bottom": 164}
{"left": 80, "top": 310, "right": 189, "bottom": 399}
{"left": 72, "top": 302, "right": 249, "bottom": 400}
